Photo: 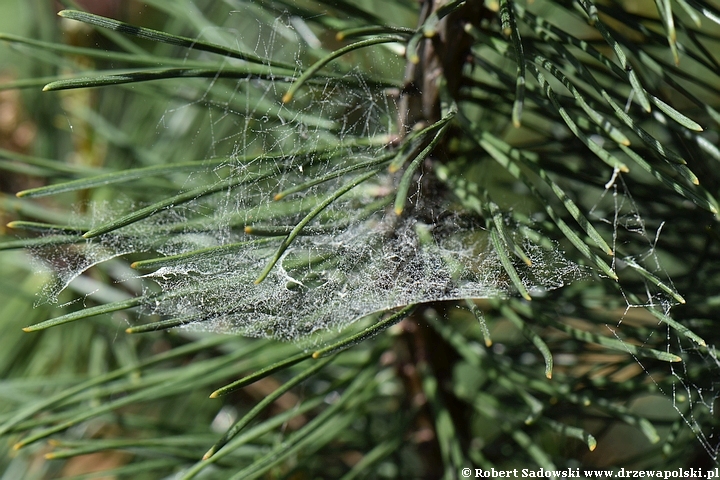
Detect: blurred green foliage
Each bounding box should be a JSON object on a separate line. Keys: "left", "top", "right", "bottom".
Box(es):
{"left": 2, "top": 0, "right": 720, "bottom": 478}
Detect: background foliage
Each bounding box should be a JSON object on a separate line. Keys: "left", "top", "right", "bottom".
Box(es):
{"left": 1, "top": 0, "right": 720, "bottom": 478}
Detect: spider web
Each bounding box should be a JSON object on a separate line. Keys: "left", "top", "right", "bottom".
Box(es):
{"left": 31, "top": 12, "right": 588, "bottom": 342}
{"left": 590, "top": 170, "right": 720, "bottom": 463}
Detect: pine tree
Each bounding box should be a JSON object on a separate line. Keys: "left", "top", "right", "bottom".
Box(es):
{"left": 1, "top": 0, "right": 720, "bottom": 478}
